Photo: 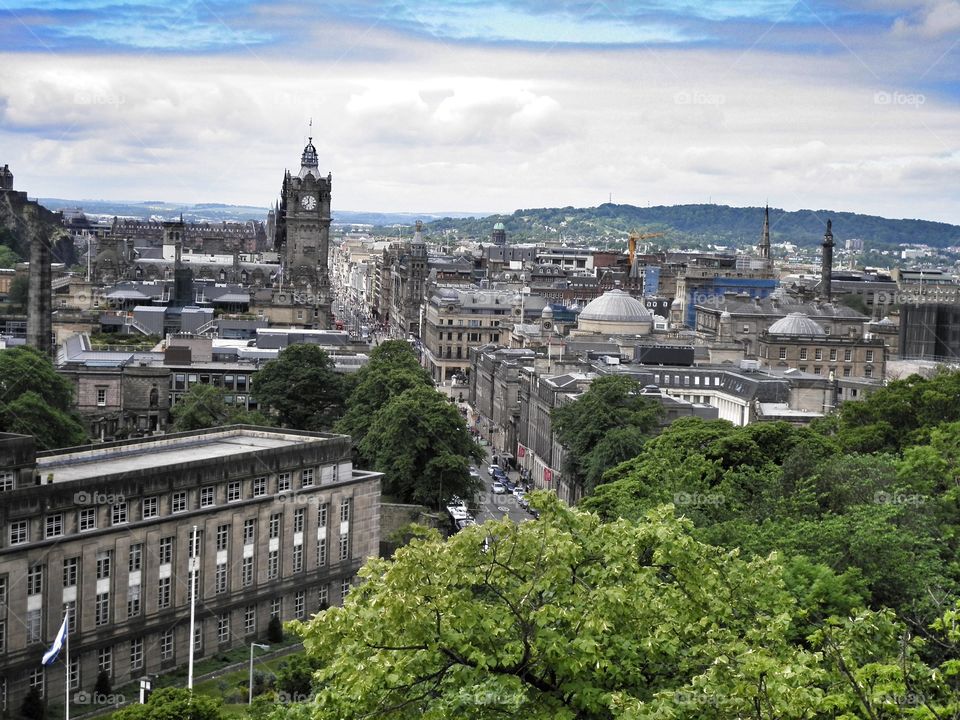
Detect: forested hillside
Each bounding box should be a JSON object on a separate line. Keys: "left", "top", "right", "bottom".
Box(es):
{"left": 424, "top": 202, "right": 960, "bottom": 250}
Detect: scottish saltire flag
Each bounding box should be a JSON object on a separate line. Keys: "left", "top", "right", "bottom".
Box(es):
{"left": 41, "top": 615, "right": 68, "bottom": 666}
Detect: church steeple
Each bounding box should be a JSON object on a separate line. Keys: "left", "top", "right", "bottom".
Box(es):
{"left": 758, "top": 204, "right": 771, "bottom": 262}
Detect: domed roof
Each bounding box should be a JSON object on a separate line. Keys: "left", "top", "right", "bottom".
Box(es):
{"left": 579, "top": 290, "right": 652, "bottom": 323}
{"left": 493, "top": 222, "right": 505, "bottom": 231}
{"left": 768, "top": 312, "right": 825, "bottom": 335}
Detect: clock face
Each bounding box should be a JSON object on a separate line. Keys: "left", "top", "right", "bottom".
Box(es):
{"left": 300, "top": 195, "right": 317, "bottom": 210}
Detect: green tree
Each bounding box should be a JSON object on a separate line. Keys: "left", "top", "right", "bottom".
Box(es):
{"left": 267, "top": 615, "right": 284, "bottom": 644}
{"left": 112, "top": 688, "right": 223, "bottom": 720}
{"left": 551, "top": 375, "right": 662, "bottom": 493}
{"left": 337, "top": 341, "right": 433, "bottom": 461}
{"left": 0, "top": 346, "right": 87, "bottom": 449}
{"left": 170, "top": 383, "right": 274, "bottom": 432}
{"left": 252, "top": 345, "right": 345, "bottom": 431}
{"left": 7, "top": 274, "right": 28, "bottom": 310}
{"left": 0, "top": 244, "right": 19, "bottom": 269}
{"left": 93, "top": 670, "right": 112, "bottom": 698}
{"left": 18, "top": 686, "right": 46, "bottom": 720}
{"left": 274, "top": 653, "right": 320, "bottom": 703}
{"left": 171, "top": 383, "right": 231, "bottom": 431}
{"left": 282, "top": 495, "right": 953, "bottom": 720}
{"left": 829, "top": 370, "right": 960, "bottom": 453}
{"left": 581, "top": 416, "right": 958, "bottom": 631}
{"left": 359, "top": 385, "right": 483, "bottom": 507}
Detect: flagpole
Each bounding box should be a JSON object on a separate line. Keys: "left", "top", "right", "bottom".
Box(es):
{"left": 187, "top": 525, "right": 197, "bottom": 690}
{"left": 64, "top": 618, "right": 70, "bottom": 720}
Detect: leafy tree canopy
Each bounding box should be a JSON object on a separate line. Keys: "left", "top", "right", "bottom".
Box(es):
{"left": 359, "top": 385, "right": 483, "bottom": 507}
{"left": 551, "top": 375, "right": 662, "bottom": 493}
{"left": 828, "top": 369, "right": 960, "bottom": 453}
{"left": 171, "top": 383, "right": 274, "bottom": 432}
{"left": 0, "top": 244, "right": 19, "bottom": 269}
{"left": 337, "top": 341, "right": 433, "bottom": 461}
{"left": 0, "top": 346, "right": 87, "bottom": 449}
{"left": 112, "top": 688, "right": 223, "bottom": 720}
{"left": 580, "top": 415, "right": 958, "bottom": 637}
{"left": 252, "top": 345, "right": 346, "bottom": 431}
{"left": 281, "top": 496, "right": 959, "bottom": 720}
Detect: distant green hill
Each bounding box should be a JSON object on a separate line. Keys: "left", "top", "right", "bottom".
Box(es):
{"left": 423, "top": 203, "right": 960, "bottom": 250}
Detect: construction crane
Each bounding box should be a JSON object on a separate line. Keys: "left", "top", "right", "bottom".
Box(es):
{"left": 628, "top": 230, "right": 665, "bottom": 267}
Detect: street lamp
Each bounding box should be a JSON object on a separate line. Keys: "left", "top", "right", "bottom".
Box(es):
{"left": 248, "top": 643, "right": 270, "bottom": 704}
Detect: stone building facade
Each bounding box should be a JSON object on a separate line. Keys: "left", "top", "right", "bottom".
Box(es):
{"left": 758, "top": 313, "right": 886, "bottom": 380}
{"left": 0, "top": 427, "right": 381, "bottom": 714}
{"left": 422, "top": 289, "right": 514, "bottom": 382}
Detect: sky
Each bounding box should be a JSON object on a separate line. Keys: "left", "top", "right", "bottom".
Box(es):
{"left": 1, "top": 1, "right": 959, "bottom": 223}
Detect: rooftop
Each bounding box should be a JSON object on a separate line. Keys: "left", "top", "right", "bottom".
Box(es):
{"left": 37, "top": 427, "right": 334, "bottom": 484}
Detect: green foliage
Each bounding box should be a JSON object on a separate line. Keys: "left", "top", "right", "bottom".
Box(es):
{"left": 252, "top": 345, "right": 346, "bottom": 431}
{"left": 274, "top": 653, "right": 321, "bottom": 703}
{"left": 551, "top": 375, "right": 662, "bottom": 493}
{"left": 18, "top": 686, "right": 46, "bottom": 720}
{"left": 581, "top": 414, "right": 959, "bottom": 631}
{"left": 0, "top": 346, "right": 87, "bottom": 449}
{"left": 267, "top": 616, "right": 284, "bottom": 644}
{"left": 359, "top": 385, "right": 483, "bottom": 507}
{"left": 93, "top": 670, "right": 112, "bottom": 697}
{"left": 830, "top": 370, "right": 960, "bottom": 453}
{"left": 422, "top": 202, "right": 960, "bottom": 249}
{"left": 336, "top": 340, "right": 433, "bottom": 462}
{"left": 171, "top": 384, "right": 275, "bottom": 432}
{"left": 0, "top": 244, "right": 19, "bottom": 268}
{"left": 7, "top": 274, "right": 28, "bottom": 310}
{"left": 281, "top": 496, "right": 957, "bottom": 719}
{"left": 112, "top": 688, "right": 224, "bottom": 720}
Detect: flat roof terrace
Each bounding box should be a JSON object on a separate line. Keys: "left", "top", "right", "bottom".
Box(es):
{"left": 36, "top": 427, "right": 340, "bottom": 484}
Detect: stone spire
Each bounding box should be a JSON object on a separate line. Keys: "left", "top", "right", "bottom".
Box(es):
{"left": 758, "top": 205, "right": 771, "bottom": 263}
{"left": 821, "top": 218, "right": 834, "bottom": 303}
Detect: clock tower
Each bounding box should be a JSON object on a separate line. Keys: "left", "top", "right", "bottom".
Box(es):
{"left": 273, "top": 135, "right": 333, "bottom": 327}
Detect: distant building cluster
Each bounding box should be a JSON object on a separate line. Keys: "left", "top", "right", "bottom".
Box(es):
{"left": 1, "top": 140, "right": 959, "bottom": 713}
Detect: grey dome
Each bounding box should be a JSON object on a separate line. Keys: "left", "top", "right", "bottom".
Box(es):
{"left": 579, "top": 290, "right": 652, "bottom": 323}
{"left": 493, "top": 222, "right": 505, "bottom": 230}
{"left": 768, "top": 312, "right": 825, "bottom": 335}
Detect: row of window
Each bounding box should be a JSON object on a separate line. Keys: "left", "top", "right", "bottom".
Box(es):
{"left": 172, "top": 373, "right": 251, "bottom": 391}
{"left": 8, "top": 549, "right": 353, "bottom": 649}
{"left": 654, "top": 373, "right": 723, "bottom": 388}
{"left": 6, "top": 468, "right": 347, "bottom": 546}
{"left": 7, "top": 585, "right": 348, "bottom": 703}
{"left": 9, "top": 503, "right": 351, "bottom": 628}
{"left": 778, "top": 347, "right": 875, "bottom": 362}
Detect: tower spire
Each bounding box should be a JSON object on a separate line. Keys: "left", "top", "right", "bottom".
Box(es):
{"left": 758, "top": 204, "right": 771, "bottom": 263}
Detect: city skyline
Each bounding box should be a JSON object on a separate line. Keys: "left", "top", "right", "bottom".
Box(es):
{"left": 1, "top": 1, "right": 959, "bottom": 223}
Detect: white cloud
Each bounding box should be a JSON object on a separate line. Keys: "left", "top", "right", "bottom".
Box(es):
{"left": 892, "top": 0, "right": 960, "bottom": 36}
{"left": 0, "top": 29, "right": 958, "bottom": 223}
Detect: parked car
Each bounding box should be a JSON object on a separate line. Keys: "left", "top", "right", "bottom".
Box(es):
{"left": 491, "top": 481, "right": 507, "bottom": 494}
{"left": 488, "top": 464, "right": 501, "bottom": 477}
